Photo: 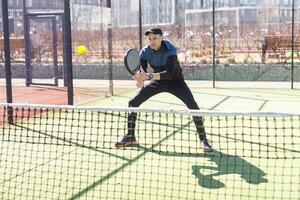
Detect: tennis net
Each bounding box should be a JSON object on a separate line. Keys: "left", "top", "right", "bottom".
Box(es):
{"left": 1, "top": 103, "right": 300, "bottom": 200}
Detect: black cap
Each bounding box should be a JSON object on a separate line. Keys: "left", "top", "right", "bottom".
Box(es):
{"left": 145, "top": 28, "right": 163, "bottom": 36}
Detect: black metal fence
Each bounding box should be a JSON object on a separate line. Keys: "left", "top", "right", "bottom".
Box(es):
{"left": 1, "top": 0, "right": 300, "bottom": 105}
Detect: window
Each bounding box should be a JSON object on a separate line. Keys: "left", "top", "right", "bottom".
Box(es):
{"left": 28, "top": 0, "right": 33, "bottom": 7}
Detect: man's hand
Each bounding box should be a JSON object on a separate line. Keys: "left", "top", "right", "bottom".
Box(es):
{"left": 133, "top": 72, "right": 148, "bottom": 82}
{"left": 132, "top": 72, "right": 146, "bottom": 88}
{"left": 135, "top": 80, "right": 144, "bottom": 88}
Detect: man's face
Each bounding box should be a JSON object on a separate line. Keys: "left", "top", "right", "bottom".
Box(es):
{"left": 146, "top": 33, "right": 163, "bottom": 50}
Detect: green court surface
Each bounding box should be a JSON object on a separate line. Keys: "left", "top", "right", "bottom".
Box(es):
{"left": 1, "top": 88, "right": 300, "bottom": 200}
{"left": 85, "top": 87, "right": 300, "bottom": 113}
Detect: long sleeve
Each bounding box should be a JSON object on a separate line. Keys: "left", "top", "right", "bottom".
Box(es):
{"left": 159, "top": 55, "right": 183, "bottom": 81}
{"left": 140, "top": 59, "right": 148, "bottom": 72}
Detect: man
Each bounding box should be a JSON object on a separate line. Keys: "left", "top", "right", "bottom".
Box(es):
{"left": 115, "top": 28, "right": 212, "bottom": 152}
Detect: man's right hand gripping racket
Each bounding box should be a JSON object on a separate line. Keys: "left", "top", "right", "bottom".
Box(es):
{"left": 124, "top": 49, "right": 140, "bottom": 75}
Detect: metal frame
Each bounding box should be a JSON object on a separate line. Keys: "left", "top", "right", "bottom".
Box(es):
{"left": 21, "top": 0, "right": 73, "bottom": 104}
{"left": 23, "top": 10, "right": 64, "bottom": 86}
{"left": 2, "top": 0, "right": 14, "bottom": 123}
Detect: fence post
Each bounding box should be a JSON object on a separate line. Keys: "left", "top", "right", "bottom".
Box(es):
{"left": 64, "top": 0, "right": 74, "bottom": 105}
{"left": 2, "top": 0, "right": 14, "bottom": 123}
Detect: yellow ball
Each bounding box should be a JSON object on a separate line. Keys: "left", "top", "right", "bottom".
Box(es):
{"left": 76, "top": 45, "right": 88, "bottom": 55}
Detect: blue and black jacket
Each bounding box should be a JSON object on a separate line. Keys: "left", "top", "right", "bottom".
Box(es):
{"left": 139, "top": 40, "right": 183, "bottom": 81}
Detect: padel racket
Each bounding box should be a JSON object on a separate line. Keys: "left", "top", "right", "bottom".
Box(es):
{"left": 124, "top": 49, "right": 140, "bottom": 75}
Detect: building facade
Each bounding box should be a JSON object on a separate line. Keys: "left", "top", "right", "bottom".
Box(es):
{"left": 1, "top": 0, "right": 299, "bottom": 33}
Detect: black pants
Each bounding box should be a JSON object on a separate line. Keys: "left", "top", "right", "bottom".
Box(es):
{"left": 128, "top": 80, "right": 207, "bottom": 141}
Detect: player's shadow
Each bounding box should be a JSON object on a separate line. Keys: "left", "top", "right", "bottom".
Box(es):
{"left": 191, "top": 150, "right": 268, "bottom": 189}
{"left": 136, "top": 145, "right": 268, "bottom": 189}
